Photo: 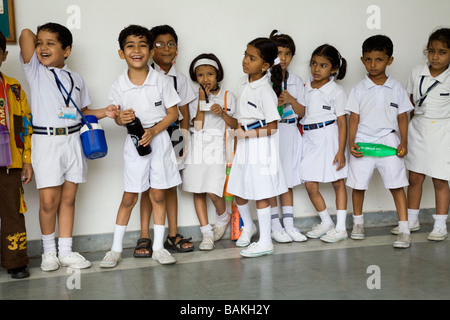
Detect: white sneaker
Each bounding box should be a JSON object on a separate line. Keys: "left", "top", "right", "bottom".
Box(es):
{"left": 271, "top": 229, "right": 292, "bottom": 243}
{"left": 100, "top": 251, "right": 122, "bottom": 268}
{"left": 41, "top": 251, "right": 61, "bottom": 271}
{"left": 390, "top": 220, "right": 420, "bottom": 235}
{"left": 320, "top": 229, "right": 348, "bottom": 243}
{"left": 152, "top": 248, "right": 176, "bottom": 265}
{"left": 350, "top": 224, "right": 365, "bottom": 240}
{"left": 235, "top": 225, "right": 257, "bottom": 247}
{"left": 59, "top": 252, "right": 91, "bottom": 269}
{"left": 393, "top": 232, "right": 411, "bottom": 248}
{"left": 306, "top": 222, "right": 334, "bottom": 239}
{"left": 199, "top": 233, "right": 215, "bottom": 250}
{"left": 213, "top": 219, "right": 230, "bottom": 241}
{"left": 240, "top": 242, "right": 274, "bottom": 258}
{"left": 286, "top": 227, "right": 307, "bottom": 242}
{"left": 427, "top": 227, "right": 448, "bottom": 241}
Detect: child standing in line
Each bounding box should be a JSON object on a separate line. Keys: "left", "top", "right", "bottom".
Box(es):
{"left": 100, "top": 25, "right": 181, "bottom": 267}
{"left": 227, "top": 37, "right": 288, "bottom": 258}
{"left": 268, "top": 30, "right": 307, "bottom": 243}
{"left": 181, "top": 53, "right": 238, "bottom": 250}
{"left": 300, "top": 44, "right": 349, "bottom": 243}
{"left": 19, "top": 23, "right": 117, "bottom": 271}
{"left": 395, "top": 28, "right": 450, "bottom": 241}
{"left": 136, "top": 25, "right": 195, "bottom": 256}
{"left": 0, "top": 31, "right": 33, "bottom": 279}
{"left": 346, "top": 35, "right": 413, "bottom": 248}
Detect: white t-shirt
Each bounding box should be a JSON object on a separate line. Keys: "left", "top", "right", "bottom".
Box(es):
{"left": 152, "top": 63, "right": 196, "bottom": 120}
{"left": 345, "top": 75, "right": 413, "bottom": 142}
{"left": 188, "top": 87, "right": 236, "bottom": 133}
{"left": 237, "top": 74, "right": 280, "bottom": 125}
{"left": 109, "top": 68, "right": 180, "bottom": 128}
{"left": 20, "top": 52, "right": 91, "bottom": 127}
{"left": 406, "top": 64, "right": 450, "bottom": 119}
{"left": 300, "top": 77, "right": 347, "bottom": 125}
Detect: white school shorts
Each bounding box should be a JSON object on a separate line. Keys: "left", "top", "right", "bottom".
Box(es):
{"left": 31, "top": 133, "right": 87, "bottom": 189}
{"left": 278, "top": 121, "right": 302, "bottom": 188}
{"left": 346, "top": 132, "right": 408, "bottom": 190}
{"left": 123, "top": 130, "right": 181, "bottom": 193}
{"left": 300, "top": 122, "right": 348, "bottom": 183}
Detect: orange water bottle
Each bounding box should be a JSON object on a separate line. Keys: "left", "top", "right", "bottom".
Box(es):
{"left": 230, "top": 202, "right": 243, "bottom": 240}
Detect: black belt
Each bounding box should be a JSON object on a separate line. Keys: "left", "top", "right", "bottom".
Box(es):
{"left": 280, "top": 118, "right": 297, "bottom": 124}
{"left": 241, "top": 120, "right": 266, "bottom": 131}
{"left": 32, "top": 123, "right": 82, "bottom": 136}
{"left": 302, "top": 120, "right": 335, "bottom": 131}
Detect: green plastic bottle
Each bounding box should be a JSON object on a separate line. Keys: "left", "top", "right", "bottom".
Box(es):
{"left": 356, "top": 142, "right": 398, "bottom": 157}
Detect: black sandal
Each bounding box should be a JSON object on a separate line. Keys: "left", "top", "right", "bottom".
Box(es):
{"left": 133, "top": 238, "right": 152, "bottom": 258}
{"left": 164, "top": 233, "right": 194, "bottom": 253}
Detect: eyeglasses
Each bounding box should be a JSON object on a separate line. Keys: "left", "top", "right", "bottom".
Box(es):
{"left": 154, "top": 42, "right": 177, "bottom": 49}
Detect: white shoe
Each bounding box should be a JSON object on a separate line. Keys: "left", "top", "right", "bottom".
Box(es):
{"left": 286, "top": 227, "right": 307, "bottom": 242}
{"left": 390, "top": 220, "right": 420, "bottom": 235}
{"left": 271, "top": 229, "right": 292, "bottom": 243}
{"left": 100, "top": 251, "right": 122, "bottom": 268}
{"left": 213, "top": 218, "right": 230, "bottom": 241}
{"left": 306, "top": 222, "right": 334, "bottom": 239}
{"left": 41, "top": 251, "right": 61, "bottom": 272}
{"left": 427, "top": 227, "right": 448, "bottom": 241}
{"left": 152, "top": 248, "right": 176, "bottom": 265}
{"left": 240, "top": 242, "right": 274, "bottom": 258}
{"left": 59, "top": 252, "right": 91, "bottom": 269}
{"left": 350, "top": 224, "right": 365, "bottom": 240}
{"left": 199, "top": 233, "right": 215, "bottom": 250}
{"left": 393, "top": 232, "right": 411, "bottom": 248}
{"left": 235, "top": 225, "right": 257, "bottom": 247}
{"left": 320, "top": 229, "right": 348, "bottom": 243}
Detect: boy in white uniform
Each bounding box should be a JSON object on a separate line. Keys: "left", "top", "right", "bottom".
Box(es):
{"left": 137, "top": 25, "right": 196, "bottom": 256}
{"left": 345, "top": 35, "right": 413, "bottom": 248}
{"left": 19, "top": 23, "right": 117, "bottom": 271}
{"left": 100, "top": 25, "right": 181, "bottom": 267}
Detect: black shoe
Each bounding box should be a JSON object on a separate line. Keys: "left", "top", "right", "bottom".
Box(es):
{"left": 7, "top": 265, "right": 30, "bottom": 279}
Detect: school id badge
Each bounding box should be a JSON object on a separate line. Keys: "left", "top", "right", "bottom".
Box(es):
{"left": 58, "top": 106, "right": 77, "bottom": 119}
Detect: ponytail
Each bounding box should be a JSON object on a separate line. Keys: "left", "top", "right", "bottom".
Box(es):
{"left": 311, "top": 44, "right": 347, "bottom": 80}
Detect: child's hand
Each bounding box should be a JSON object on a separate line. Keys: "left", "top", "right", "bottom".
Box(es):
{"left": 397, "top": 143, "right": 407, "bottom": 158}
{"left": 21, "top": 163, "right": 33, "bottom": 185}
{"left": 209, "top": 104, "right": 223, "bottom": 116}
{"left": 278, "top": 91, "right": 294, "bottom": 106}
{"left": 140, "top": 128, "right": 154, "bottom": 147}
{"left": 233, "top": 125, "right": 247, "bottom": 140}
{"left": 333, "top": 151, "right": 346, "bottom": 171}
{"left": 350, "top": 142, "right": 364, "bottom": 158}
{"left": 118, "top": 108, "right": 135, "bottom": 125}
{"left": 105, "top": 104, "right": 119, "bottom": 119}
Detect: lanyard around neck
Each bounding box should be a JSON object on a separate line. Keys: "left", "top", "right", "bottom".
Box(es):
{"left": 418, "top": 75, "right": 439, "bottom": 107}
{"left": 50, "top": 68, "right": 74, "bottom": 107}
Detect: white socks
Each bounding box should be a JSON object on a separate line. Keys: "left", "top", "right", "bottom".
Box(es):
{"left": 407, "top": 209, "right": 420, "bottom": 226}
{"left": 200, "top": 224, "right": 213, "bottom": 237}
{"left": 318, "top": 209, "right": 334, "bottom": 226}
{"left": 237, "top": 202, "right": 254, "bottom": 231}
{"left": 42, "top": 233, "right": 73, "bottom": 258}
{"left": 282, "top": 206, "right": 295, "bottom": 230}
{"left": 336, "top": 210, "right": 347, "bottom": 231}
{"left": 152, "top": 224, "right": 165, "bottom": 251}
{"left": 111, "top": 224, "right": 127, "bottom": 253}
{"left": 433, "top": 214, "right": 448, "bottom": 230}
{"left": 215, "top": 210, "right": 230, "bottom": 227}
{"left": 270, "top": 206, "right": 283, "bottom": 231}
{"left": 257, "top": 206, "right": 272, "bottom": 246}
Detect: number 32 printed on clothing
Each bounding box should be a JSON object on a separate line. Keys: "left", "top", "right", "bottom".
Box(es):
{"left": 7, "top": 232, "right": 27, "bottom": 251}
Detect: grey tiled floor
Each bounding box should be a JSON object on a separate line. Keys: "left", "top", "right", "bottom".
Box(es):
{"left": 1, "top": 226, "right": 449, "bottom": 304}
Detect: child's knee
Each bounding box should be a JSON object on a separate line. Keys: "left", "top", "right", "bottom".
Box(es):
{"left": 120, "top": 192, "right": 138, "bottom": 208}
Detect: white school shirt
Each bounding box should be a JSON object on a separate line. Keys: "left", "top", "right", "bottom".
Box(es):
{"left": 406, "top": 64, "right": 450, "bottom": 119}
{"left": 300, "top": 77, "right": 347, "bottom": 125}
{"left": 109, "top": 68, "right": 181, "bottom": 128}
{"left": 345, "top": 75, "right": 413, "bottom": 142}
{"left": 188, "top": 87, "right": 236, "bottom": 132}
{"left": 237, "top": 74, "right": 280, "bottom": 125}
{"left": 20, "top": 52, "right": 91, "bottom": 127}
{"left": 152, "top": 63, "right": 196, "bottom": 121}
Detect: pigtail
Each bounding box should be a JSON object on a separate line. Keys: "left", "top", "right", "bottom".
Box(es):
{"left": 336, "top": 57, "right": 347, "bottom": 80}
{"left": 271, "top": 64, "right": 283, "bottom": 97}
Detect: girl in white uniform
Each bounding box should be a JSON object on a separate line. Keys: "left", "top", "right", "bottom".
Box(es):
{"left": 227, "top": 37, "right": 288, "bottom": 257}
{"left": 403, "top": 28, "right": 450, "bottom": 241}
{"left": 267, "top": 30, "right": 307, "bottom": 243}
{"left": 299, "top": 44, "right": 349, "bottom": 243}
{"left": 182, "top": 54, "right": 238, "bottom": 250}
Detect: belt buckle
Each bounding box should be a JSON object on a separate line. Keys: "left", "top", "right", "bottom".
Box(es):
{"left": 54, "top": 127, "right": 68, "bottom": 136}
{"left": 311, "top": 123, "right": 318, "bottom": 130}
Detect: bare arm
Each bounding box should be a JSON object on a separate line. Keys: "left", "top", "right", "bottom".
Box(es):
{"left": 397, "top": 112, "right": 408, "bottom": 157}
{"left": 348, "top": 112, "right": 363, "bottom": 158}
{"left": 19, "top": 29, "right": 37, "bottom": 64}
{"left": 333, "top": 114, "right": 347, "bottom": 170}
